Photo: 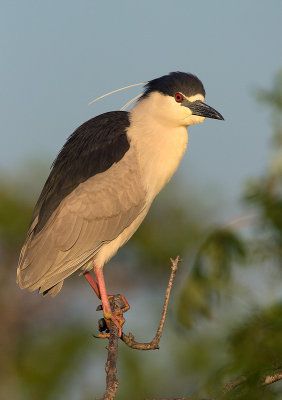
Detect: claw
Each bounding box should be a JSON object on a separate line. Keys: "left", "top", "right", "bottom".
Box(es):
{"left": 85, "top": 266, "right": 130, "bottom": 339}
{"left": 96, "top": 294, "right": 129, "bottom": 337}
{"left": 103, "top": 312, "right": 125, "bottom": 337}
{"left": 97, "top": 332, "right": 111, "bottom": 338}
{"left": 97, "top": 307, "right": 126, "bottom": 337}
{"left": 98, "top": 318, "right": 108, "bottom": 332}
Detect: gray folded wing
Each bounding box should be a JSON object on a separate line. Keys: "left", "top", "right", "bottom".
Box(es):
{"left": 17, "top": 149, "right": 147, "bottom": 294}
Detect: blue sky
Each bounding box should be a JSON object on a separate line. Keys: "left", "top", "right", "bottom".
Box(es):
{"left": 1, "top": 0, "right": 282, "bottom": 216}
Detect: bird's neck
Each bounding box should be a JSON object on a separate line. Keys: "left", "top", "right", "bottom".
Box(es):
{"left": 128, "top": 104, "right": 188, "bottom": 202}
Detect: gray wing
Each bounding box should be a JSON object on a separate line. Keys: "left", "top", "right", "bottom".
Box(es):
{"left": 17, "top": 149, "right": 147, "bottom": 294}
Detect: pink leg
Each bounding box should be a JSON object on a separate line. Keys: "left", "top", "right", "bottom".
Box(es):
{"left": 94, "top": 266, "right": 125, "bottom": 337}
{"left": 84, "top": 271, "right": 100, "bottom": 298}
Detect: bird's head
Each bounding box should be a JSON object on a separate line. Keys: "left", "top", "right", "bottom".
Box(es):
{"left": 135, "top": 71, "right": 224, "bottom": 127}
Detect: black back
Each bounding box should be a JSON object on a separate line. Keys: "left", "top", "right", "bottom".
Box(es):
{"left": 140, "top": 71, "right": 206, "bottom": 100}
{"left": 33, "top": 111, "right": 130, "bottom": 233}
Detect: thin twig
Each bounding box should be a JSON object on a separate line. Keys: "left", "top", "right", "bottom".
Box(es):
{"left": 219, "top": 375, "right": 247, "bottom": 398}
{"left": 219, "top": 369, "right": 282, "bottom": 398}
{"left": 143, "top": 371, "right": 282, "bottom": 400}
{"left": 262, "top": 371, "right": 282, "bottom": 386}
{"left": 144, "top": 397, "right": 210, "bottom": 400}
{"left": 121, "top": 256, "right": 181, "bottom": 350}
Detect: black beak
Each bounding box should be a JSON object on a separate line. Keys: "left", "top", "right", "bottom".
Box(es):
{"left": 183, "top": 99, "right": 224, "bottom": 120}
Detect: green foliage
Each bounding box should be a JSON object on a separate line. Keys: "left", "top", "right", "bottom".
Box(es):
{"left": 16, "top": 324, "right": 92, "bottom": 400}
{"left": 117, "top": 349, "right": 151, "bottom": 400}
{"left": 178, "top": 228, "right": 246, "bottom": 328}
{"left": 245, "top": 70, "right": 282, "bottom": 247}
{"left": 0, "top": 183, "right": 33, "bottom": 247}
{"left": 194, "top": 228, "right": 246, "bottom": 278}
{"left": 229, "top": 303, "right": 282, "bottom": 373}
{"left": 130, "top": 183, "right": 210, "bottom": 272}
{"left": 245, "top": 176, "right": 282, "bottom": 242}
{"left": 210, "top": 303, "right": 282, "bottom": 400}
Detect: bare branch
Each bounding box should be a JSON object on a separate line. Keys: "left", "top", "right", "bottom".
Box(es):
{"left": 262, "top": 371, "right": 282, "bottom": 386}
{"left": 96, "top": 255, "right": 282, "bottom": 400}
{"left": 143, "top": 369, "right": 282, "bottom": 400}
{"left": 219, "top": 368, "right": 282, "bottom": 399}
{"left": 98, "top": 296, "right": 122, "bottom": 400}
{"left": 96, "top": 257, "right": 180, "bottom": 399}
{"left": 121, "top": 256, "right": 181, "bottom": 350}
{"left": 219, "top": 375, "right": 247, "bottom": 398}
{"left": 143, "top": 397, "right": 210, "bottom": 400}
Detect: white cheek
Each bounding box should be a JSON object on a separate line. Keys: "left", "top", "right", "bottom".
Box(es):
{"left": 185, "top": 115, "right": 206, "bottom": 126}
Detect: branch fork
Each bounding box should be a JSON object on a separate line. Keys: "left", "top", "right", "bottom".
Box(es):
{"left": 99, "top": 256, "right": 181, "bottom": 400}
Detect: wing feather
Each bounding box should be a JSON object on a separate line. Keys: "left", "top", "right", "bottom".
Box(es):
{"left": 17, "top": 147, "right": 146, "bottom": 293}
{"left": 54, "top": 213, "right": 84, "bottom": 251}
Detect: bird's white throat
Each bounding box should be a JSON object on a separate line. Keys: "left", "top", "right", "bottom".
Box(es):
{"left": 128, "top": 100, "right": 188, "bottom": 201}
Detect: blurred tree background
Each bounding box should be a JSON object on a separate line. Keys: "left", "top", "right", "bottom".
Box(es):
{"left": 1, "top": 70, "right": 282, "bottom": 400}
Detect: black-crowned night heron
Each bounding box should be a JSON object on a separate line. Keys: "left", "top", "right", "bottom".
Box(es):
{"left": 17, "top": 72, "right": 224, "bottom": 336}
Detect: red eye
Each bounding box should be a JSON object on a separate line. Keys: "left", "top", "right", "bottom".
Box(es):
{"left": 174, "top": 93, "right": 183, "bottom": 102}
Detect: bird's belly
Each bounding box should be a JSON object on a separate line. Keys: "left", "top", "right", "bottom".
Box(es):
{"left": 84, "top": 205, "right": 150, "bottom": 269}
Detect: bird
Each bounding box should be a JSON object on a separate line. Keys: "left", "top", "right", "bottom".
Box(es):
{"left": 17, "top": 71, "right": 224, "bottom": 336}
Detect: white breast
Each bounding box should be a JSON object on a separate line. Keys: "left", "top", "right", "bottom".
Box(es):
{"left": 128, "top": 107, "right": 188, "bottom": 202}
